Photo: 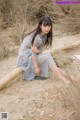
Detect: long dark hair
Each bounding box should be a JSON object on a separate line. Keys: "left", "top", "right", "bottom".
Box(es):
{"left": 29, "top": 16, "right": 53, "bottom": 47}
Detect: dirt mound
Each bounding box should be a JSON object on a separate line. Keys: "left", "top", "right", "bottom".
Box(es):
{"left": 0, "top": 51, "right": 80, "bottom": 120}
{"left": 52, "top": 50, "right": 80, "bottom": 81}
{"left": 0, "top": 78, "right": 80, "bottom": 120}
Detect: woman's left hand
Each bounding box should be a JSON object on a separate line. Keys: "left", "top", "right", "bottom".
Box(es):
{"left": 31, "top": 46, "right": 38, "bottom": 53}
{"left": 42, "top": 49, "right": 50, "bottom": 53}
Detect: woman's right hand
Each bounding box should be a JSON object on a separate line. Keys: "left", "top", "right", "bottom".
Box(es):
{"left": 34, "top": 66, "right": 40, "bottom": 76}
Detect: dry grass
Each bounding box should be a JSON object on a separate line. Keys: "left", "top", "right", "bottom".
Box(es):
{"left": 0, "top": 0, "right": 80, "bottom": 34}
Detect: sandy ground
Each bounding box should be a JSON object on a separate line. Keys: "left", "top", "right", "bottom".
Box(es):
{"left": 0, "top": 33, "right": 80, "bottom": 120}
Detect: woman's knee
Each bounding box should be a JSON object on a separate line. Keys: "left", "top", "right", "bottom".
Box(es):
{"left": 38, "top": 53, "right": 51, "bottom": 63}
{"left": 44, "top": 53, "right": 52, "bottom": 59}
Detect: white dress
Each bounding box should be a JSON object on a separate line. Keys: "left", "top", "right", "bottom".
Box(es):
{"left": 17, "top": 32, "right": 55, "bottom": 80}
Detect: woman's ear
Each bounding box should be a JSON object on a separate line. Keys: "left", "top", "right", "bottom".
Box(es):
{"left": 40, "top": 25, "right": 42, "bottom": 29}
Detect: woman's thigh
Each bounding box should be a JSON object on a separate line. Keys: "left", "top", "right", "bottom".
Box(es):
{"left": 37, "top": 53, "right": 51, "bottom": 63}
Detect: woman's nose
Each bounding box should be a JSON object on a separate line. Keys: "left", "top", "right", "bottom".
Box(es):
{"left": 45, "top": 26, "right": 50, "bottom": 30}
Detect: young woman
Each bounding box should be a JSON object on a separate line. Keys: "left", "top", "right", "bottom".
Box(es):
{"left": 17, "top": 16, "right": 70, "bottom": 83}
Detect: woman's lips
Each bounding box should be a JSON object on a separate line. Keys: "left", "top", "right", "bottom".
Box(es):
{"left": 45, "top": 31, "right": 49, "bottom": 33}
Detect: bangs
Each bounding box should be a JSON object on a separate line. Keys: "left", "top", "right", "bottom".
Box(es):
{"left": 43, "top": 20, "right": 51, "bottom": 26}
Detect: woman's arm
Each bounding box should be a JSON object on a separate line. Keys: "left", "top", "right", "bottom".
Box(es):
{"left": 32, "top": 55, "right": 40, "bottom": 76}
{"left": 32, "top": 49, "right": 40, "bottom": 76}
{"left": 31, "top": 37, "right": 42, "bottom": 76}
{"left": 31, "top": 46, "right": 42, "bottom": 54}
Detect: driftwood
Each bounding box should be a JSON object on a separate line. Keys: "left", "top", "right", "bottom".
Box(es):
{"left": 52, "top": 41, "right": 80, "bottom": 53}
{"left": 0, "top": 67, "right": 23, "bottom": 90}
{"left": 0, "top": 41, "right": 80, "bottom": 90}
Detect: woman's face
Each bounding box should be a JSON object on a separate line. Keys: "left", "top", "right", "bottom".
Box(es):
{"left": 40, "top": 24, "right": 51, "bottom": 35}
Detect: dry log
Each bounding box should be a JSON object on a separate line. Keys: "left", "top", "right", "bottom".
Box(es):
{"left": 61, "top": 41, "right": 80, "bottom": 51}
{"left": 52, "top": 41, "right": 80, "bottom": 53}
{"left": 0, "top": 41, "right": 80, "bottom": 90}
{"left": 0, "top": 67, "right": 23, "bottom": 90}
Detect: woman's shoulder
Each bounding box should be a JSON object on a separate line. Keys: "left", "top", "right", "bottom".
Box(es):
{"left": 35, "top": 34, "right": 41, "bottom": 39}
{"left": 36, "top": 34, "right": 47, "bottom": 40}
{"left": 35, "top": 34, "right": 47, "bottom": 40}
{"left": 23, "top": 32, "right": 34, "bottom": 41}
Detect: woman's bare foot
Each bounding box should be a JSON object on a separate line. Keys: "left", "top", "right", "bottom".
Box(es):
{"left": 60, "top": 76, "right": 71, "bottom": 84}
{"left": 60, "top": 69, "right": 72, "bottom": 82}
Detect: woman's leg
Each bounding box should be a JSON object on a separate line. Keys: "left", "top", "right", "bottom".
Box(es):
{"left": 50, "top": 64, "right": 70, "bottom": 83}
{"left": 38, "top": 52, "right": 70, "bottom": 83}
{"left": 47, "top": 53, "right": 70, "bottom": 83}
